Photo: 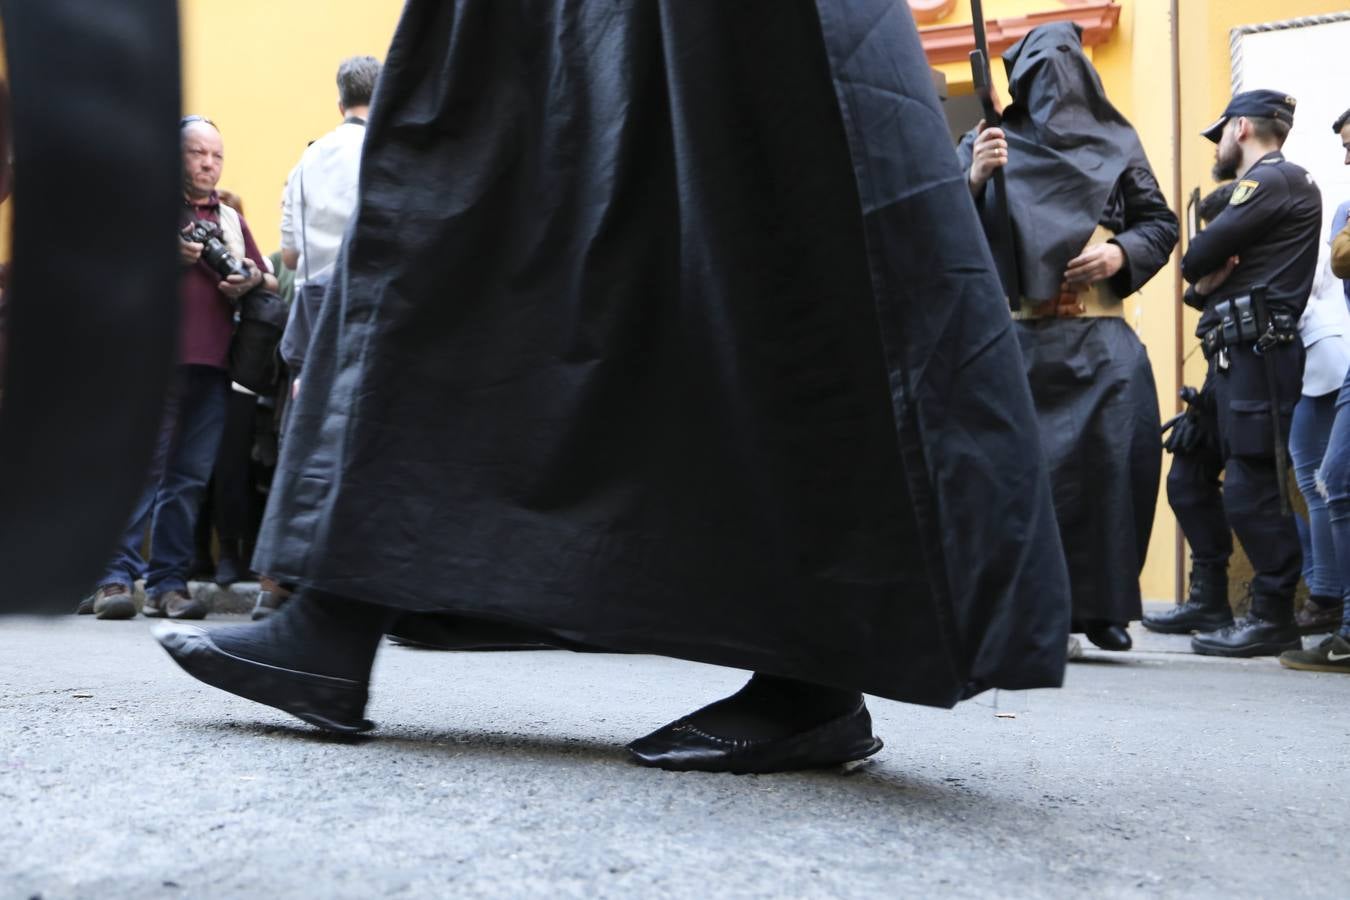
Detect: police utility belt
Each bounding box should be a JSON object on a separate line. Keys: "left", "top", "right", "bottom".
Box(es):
{"left": 1200, "top": 294, "right": 1297, "bottom": 366}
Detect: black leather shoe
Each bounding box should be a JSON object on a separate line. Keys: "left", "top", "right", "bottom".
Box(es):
{"left": 1084, "top": 622, "right": 1132, "bottom": 651}
{"left": 1191, "top": 614, "right": 1301, "bottom": 658}
{"left": 626, "top": 700, "right": 883, "bottom": 774}
{"left": 1142, "top": 601, "right": 1233, "bottom": 635}
{"left": 152, "top": 622, "right": 374, "bottom": 734}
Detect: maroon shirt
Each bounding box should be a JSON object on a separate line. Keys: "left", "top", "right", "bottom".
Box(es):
{"left": 181, "top": 193, "right": 266, "bottom": 369}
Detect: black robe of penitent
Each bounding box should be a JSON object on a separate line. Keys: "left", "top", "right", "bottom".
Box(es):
{"left": 254, "top": 0, "right": 1072, "bottom": 706}
{"left": 958, "top": 23, "right": 1178, "bottom": 627}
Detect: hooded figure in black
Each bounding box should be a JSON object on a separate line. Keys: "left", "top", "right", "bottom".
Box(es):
{"left": 958, "top": 23, "right": 1178, "bottom": 650}
{"left": 153, "top": 0, "right": 1071, "bottom": 774}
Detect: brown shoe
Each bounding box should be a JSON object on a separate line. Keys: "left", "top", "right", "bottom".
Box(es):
{"left": 92, "top": 584, "right": 136, "bottom": 620}
{"left": 1295, "top": 598, "right": 1343, "bottom": 635}
{"left": 142, "top": 591, "right": 167, "bottom": 618}
{"left": 156, "top": 589, "right": 209, "bottom": 620}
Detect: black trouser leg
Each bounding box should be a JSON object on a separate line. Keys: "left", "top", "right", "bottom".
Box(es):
{"left": 1166, "top": 439, "right": 1232, "bottom": 568}
{"left": 212, "top": 390, "right": 259, "bottom": 557}
{"left": 1224, "top": 454, "right": 1301, "bottom": 621}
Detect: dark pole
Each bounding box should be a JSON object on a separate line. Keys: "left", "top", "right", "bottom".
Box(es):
{"left": 968, "top": 0, "right": 1019, "bottom": 308}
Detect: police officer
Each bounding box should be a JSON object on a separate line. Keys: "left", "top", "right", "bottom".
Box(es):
{"left": 1145, "top": 184, "right": 1237, "bottom": 636}
{"left": 1178, "top": 90, "right": 1322, "bottom": 657}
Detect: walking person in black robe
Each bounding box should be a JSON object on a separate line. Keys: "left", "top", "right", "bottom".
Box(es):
{"left": 153, "top": 0, "right": 1071, "bottom": 774}
{"left": 958, "top": 23, "right": 1178, "bottom": 652}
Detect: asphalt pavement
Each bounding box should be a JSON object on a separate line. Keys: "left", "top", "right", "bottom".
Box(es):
{"left": 3, "top": 610, "right": 1349, "bottom": 899}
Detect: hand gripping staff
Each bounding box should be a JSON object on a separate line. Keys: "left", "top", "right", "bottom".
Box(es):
{"left": 0, "top": 0, "right": 182, "bottom": 614}
{"left": 968, "top": 0, "right": 1019, "bottom": 310}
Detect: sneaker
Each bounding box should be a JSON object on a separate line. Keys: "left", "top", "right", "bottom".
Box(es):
{"left": 1191, "top": 613, "right": 1301, "bottom": 658}
{"left": 152, "top": 589, "right": 209, "bottom": 620}
{"left": 92, "top": 584, "right": 136, "bottom": 620}
{"left": 1294, "top": 598, "right": 1343, "bottom": 636}
{"left": 1279, "top": 634, "right": 1350, "bottom": 674}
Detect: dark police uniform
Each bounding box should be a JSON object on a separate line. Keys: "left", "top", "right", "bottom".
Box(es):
{"left": 1178, "top": 94, "right": 1321, "bottom": 655}
{"left": 1161, "top": 361, "right": 1236, "bottom": 580}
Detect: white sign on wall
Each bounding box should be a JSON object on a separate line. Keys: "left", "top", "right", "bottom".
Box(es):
{"left": 1233, "top": 15, "right": 1350, "bottom": 240}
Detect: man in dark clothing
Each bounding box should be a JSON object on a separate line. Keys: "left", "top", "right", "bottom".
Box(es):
{"left": 1145, "top": 183, "right": 1238, "bottom": 636}
{"left": 152, "top": 0, "right": 1071, "bottom": 774}
{"left": 957, "top": 23, "right": 1179, "bottom": 652}
{"left": 81, "top": 117, "right": 276, "bottom": 620}
{"left": 1180, "top": 90, "right": 1322, "bottom": 657}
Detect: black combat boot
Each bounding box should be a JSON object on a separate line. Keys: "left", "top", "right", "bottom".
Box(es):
{"left": 1142, "top": 563, "right": 1232, "bottom": 634}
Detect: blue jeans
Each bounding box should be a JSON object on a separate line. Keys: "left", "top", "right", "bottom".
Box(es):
{"left": 101, "top": 365, "right": 228, "bottom": 595}
{"left": 1318, "top": 372, "right": 1350, "bottom": 636}
{"left": 1289, "top": 392, "right": 1339, "bottom": 601}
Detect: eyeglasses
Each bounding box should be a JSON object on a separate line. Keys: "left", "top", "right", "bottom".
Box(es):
{"left": 180, "top": 114, "right": 217, "bottom": 129}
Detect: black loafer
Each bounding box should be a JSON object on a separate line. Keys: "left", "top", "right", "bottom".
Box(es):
{"left": 1084, "top": 622, "right": 1132, "bottom": 652}
{"left": 626, "top": 700, "right": 883, "bottom": 774}
{"left": 151, "top": 622, "right": 374, "bottom": 734}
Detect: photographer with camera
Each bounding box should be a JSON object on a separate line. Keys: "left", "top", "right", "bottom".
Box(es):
{"left": 80, "top": 116, "right": 276, "bottom": 620}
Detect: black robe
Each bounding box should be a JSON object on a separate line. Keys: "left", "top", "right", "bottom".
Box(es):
{"left": 254, "top": 0, "right": 1071, "bottom": 707}
{"left": 958, "top": 24, "right": 1178, "bottom": 626}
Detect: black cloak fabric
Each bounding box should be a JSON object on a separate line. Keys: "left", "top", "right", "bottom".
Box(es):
{"left": 254, "top": 0, "right": 1071, "bottom": 708}
{"left": 1014, "top": 319, "right": 1163, "bottom": 625}
{"left": 957, "top": 23, "right": 1178, "bottom": 626}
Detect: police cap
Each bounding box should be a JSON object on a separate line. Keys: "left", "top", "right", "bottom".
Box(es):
{"left": 1201, "top": 90, "right": 1297, "bottom": 143}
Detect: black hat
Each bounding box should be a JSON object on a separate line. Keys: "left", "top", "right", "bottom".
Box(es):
{"left": 1201, "top": 90, "right": 1297, "bottom": 143}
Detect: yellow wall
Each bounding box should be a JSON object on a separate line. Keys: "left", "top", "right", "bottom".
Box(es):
{"left": 180, "top": 0, "right": 406, "bottom": 249}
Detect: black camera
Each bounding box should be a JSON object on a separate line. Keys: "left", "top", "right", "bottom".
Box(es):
{"left": 179, "top": 218, "right": 289, "bottom": 395}
{"left": 181, "top": 219, "right": 250, "bottom": 280}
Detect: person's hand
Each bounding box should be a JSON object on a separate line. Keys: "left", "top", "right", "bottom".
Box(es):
{"left": 180, "top": 240, "right": 204, "bottom": 266}
{"left": 218, "top": 258, "right": 263, "bottom": 300}
{"left": 1194, "top": 255, "right": 1239, "bottom": 297}
{"left": 291, "top": 377, "right": 301, "bottom": 400}
{"left": 1064, "top": 242, "right": 1125, "bottom": 287}
{"left": 968, "top": 121, "right": 1008, "bottom": 192}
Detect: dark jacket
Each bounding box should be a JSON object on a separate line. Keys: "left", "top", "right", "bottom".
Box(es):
{"left": 1183, "top": 151, "right": 1322, "bottom": 333}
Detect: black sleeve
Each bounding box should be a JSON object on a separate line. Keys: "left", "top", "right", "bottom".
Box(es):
{"left": 1183, "top": 285, "right": 1205, "bottom": 312}
{"left": 955, "top": 130, "right": 979, "bottom": 200}
{"left": 1108, "top": 166, "right": 1179, "bottom": 296}
{"left": 1181, "top": 166, "right": 1290, "bottom": 284}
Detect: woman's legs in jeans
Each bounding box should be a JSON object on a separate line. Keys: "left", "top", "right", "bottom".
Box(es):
{"left": 1318, "top": 393, "right": 1350, "bottom": 638}
{"left": 1289, "top": 393, "right": 1339, "bottom": 604}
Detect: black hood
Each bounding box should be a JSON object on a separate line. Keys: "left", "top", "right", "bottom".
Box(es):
{"left": 959, "top": 22, "right": 1149, "bottom": 301}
